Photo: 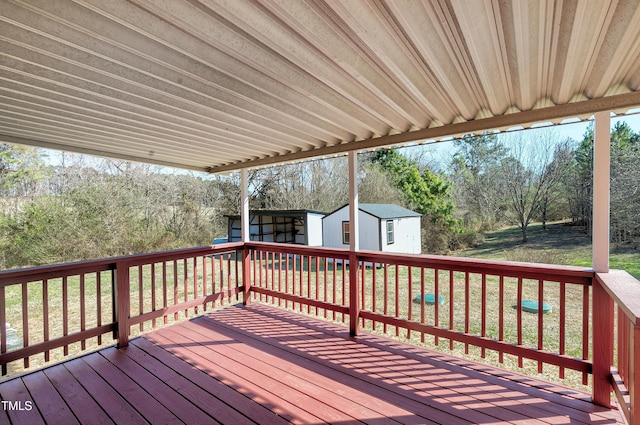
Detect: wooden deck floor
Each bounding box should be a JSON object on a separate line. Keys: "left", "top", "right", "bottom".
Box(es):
{"left": 0, "top": 303, "right": 624, "bottom": 424}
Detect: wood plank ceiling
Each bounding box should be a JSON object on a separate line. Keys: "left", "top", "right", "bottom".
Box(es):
{"left": 1, "top": 0, "right": 640, "bottom": 173}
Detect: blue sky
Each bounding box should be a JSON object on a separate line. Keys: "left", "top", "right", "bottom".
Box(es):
{"left": 39, "top": 111, "right": 640, "bottom": 174}
{"left": 416, "top": 112, "right": 640, "bottom": 169}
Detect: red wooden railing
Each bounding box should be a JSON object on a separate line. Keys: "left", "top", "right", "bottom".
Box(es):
{"left": 0, "top": 243, "right": 243, "bottom": 376}
{"left": 1, "top": 240, "right": 639, "bottom": 420}
{"left": 594, "top": 270, "right": 640, "bottom": 424}
{"left": 247, "top": 243, "right": 593, "bottom": 383}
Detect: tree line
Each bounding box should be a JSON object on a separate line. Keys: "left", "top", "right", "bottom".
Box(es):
{"left": 1, "top": 121, "right": 638, "bottom": 269}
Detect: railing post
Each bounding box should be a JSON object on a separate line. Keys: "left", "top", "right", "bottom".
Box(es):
{"left": 592, "top": 275, "right": 613, "bottom": 407}
{"left": 349, "top": 252, "right": 360, "bottom": 337}
{"left": 243, "top": 244, "right": 251, "bottom": 306}
{"left": 632, "top": 322, "right": 640, "bottom": 425}
{"left": 114, "top": 260, "right": 130, "bottom": 348}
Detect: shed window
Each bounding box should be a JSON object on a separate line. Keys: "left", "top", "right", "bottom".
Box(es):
{"left": 342, "top": 221, "right": 350, "bottom": 245}
{"left": 386, "top": 220, "right": 394, "bottom": 244}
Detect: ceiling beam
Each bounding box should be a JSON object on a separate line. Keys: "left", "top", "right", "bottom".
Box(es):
{"left": 209, "top": 90, "right": 640, "bottom": 173}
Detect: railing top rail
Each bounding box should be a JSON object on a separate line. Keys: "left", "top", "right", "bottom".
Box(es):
{"left": 0, "top": 243, "right": 244, "bottom": 285}
{"left": 596, "top": 270, "right": 640, "bottom": 325}
{"left": 1, "top": 241, "right": 594, "bottom": 286}
{"left": 244, "top": 241, "right": 350, "bottom": 259}
{"left": 354, "top": 250, "right": 593, "bottom": 283}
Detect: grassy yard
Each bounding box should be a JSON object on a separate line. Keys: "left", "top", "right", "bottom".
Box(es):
{"left": 3, "top": 228, "right": 637, "bottom": 391}
{"left": 457, "top": 221, "right": 640, "bottom": 279}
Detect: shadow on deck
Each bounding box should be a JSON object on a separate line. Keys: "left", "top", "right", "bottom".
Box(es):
{"left": 0, "top": 303, "right": 624, "bottom": 424}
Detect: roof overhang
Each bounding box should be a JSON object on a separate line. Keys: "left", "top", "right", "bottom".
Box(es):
{"left": 2, "top": 1, "right": 640, "bottom": 173}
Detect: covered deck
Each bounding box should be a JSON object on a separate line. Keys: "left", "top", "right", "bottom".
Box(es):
{"left": 0, "top": 303, "right": 624, "bottom": 424}
{"left": 2, "top": 1, "right": 640, "bottom": 423}
{"left": 0, "top": 242, "right": 638, "bottom": 424}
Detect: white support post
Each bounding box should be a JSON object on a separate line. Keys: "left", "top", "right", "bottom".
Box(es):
{"left": 593, "top": 111, "right": 610, "bottom": 273}
{"left": 348, "top": 151, "right": 359, "bottom": 252}
{"left": 241, "top": 168, "right": 250, "bottom": 243}
{"left": 348, "top": 151, "right": 360, "bottom": 336}
{"left": 240, "top": 168, "right": 251, "bottom": 305}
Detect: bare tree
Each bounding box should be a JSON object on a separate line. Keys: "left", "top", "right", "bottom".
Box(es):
{"left": 499, "top": 129, "right": 571, "bottom": 243}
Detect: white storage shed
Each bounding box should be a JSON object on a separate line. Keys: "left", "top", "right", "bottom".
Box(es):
{"left": 322, "top": 204, "right": 421, "bottom": 254}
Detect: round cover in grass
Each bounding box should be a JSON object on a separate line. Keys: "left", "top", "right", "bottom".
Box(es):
{"left": 521, "top": 300, "right": 552, "bottom": 314}
{"left": 413, "top": 293, "right": 445, "bottom": 305}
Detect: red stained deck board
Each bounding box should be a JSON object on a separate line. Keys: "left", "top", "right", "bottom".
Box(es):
{"left": 0, "top": 376, "right": 46, "bottom": 425}
{"left": 203, "top": 307, "right": 543, "bottom": 425}
{"left": 22, "top": 375, "right": 79, "bottom": 425}
{"left": 98, "top": 347, "right": 219, "bottom": 425}
{"left": 185, "top": 313, "right": 474, "bottom": 424}
{"left": 81, "top": 353, "right": 182, "bottom": 424}
{"left": 172, "top": 317, "right": 426, "bottom": 425}
{"left": 211, "top": 304, "right": 623, "bottom": 424}
{"left": 21, "top": 371, "right": 80, "bottom": 425}
{"left": 153, "top": 325, "right": 353, "bottom": 424}
{"left": 63, "top": 357, "right": 148, "bottom": 425}
{"left": 42, "top": 364, "right": 113, "bottom": 425}
{"left": 145, "top": 329, "right": 324, "bottom": 424}
{"left": 0, "top": 302, "right": 625, "bottom": 425}
{"left": 125, "top": 339, "right": 262, "bottom": 425}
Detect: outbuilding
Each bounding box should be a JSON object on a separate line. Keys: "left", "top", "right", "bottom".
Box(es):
{"left": 322, "top": 204, "right": 421, "bottom": 254}
{"left": 227, "top": 210, "right": 325, "bottom": 246}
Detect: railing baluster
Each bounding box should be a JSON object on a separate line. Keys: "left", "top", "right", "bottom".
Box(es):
{"left": 202, "top": 258, "right": 207, "bottom": 312}
{"left": 481, "top": 274, "right": 486, "bottom": 358}
{"left": 209, "top": 257, "right": 215, "bottom": 310}
{"left": 307, "top": 255, "right": 312, "bottom": 313}
{"left": 407, "top": 266, "right": 412, "bottom": 339}
{"left": 63, "top": 276, "right": 68, "bottom": 356}
{"left": 274, "top": 253, "right": 278, "bottom": 306}
{"left": 80, "top": 274, "right": 86, "bottom": 350}
{"left": 323, "top": 257, "right": 327, "bottom": 318}
{"left": 285, "top": 253, "right": 290, "bottom": 309}
{"left": 537, "top": 279, "right": 544, "bottom": 373}
{"left": 498, "top": 275, "right": 504, "bottom": 363}
{"left": 342, "top": 259, "right": 346, "bottom": 323}
{"left": 372, "top": 263, "right": 377, "bottom": 330}
{"left": 151, "top": 263, "right": 157, "bottom": 325}
{"left": 464, "top": 272, "right": 470, "bottom": 355}
{"left": 299, "top": 255, "right": 304, "bottom": 312}
{"left": 97, "top": 273, "right": 102, "bottom": 345}
{"left": 193, "top": 257, "right": 198, "bottom": 315}
{"left": 139, "top": 266, "right": 144, "bottom": 331}
{"left": 220, "top": 254, "right": 226, "bottom": 305}
{"left": 43, "top": 279, "right": 50, "bottom": 361}
{"left": 235, "top": 250, "right": 240, "bottom": 302}
{"left": 559, "top": 281, "right": 566, "bottom": 378}
{"left": 360, "top": 261, "right": 366, "bottom": 328}
{"left": 419, "top": 267, "right": 425, "bottom": 343}
{"left": 183, "top": 260, "right": 188, "bottom": 317}
{"left": 517, "top": 277, "right": 523, "bottom": 368}
{"left": 1, "top": 286, "right": 6, "bottom": 376}
{"left": 621, "top": 313, "right": 628, "bottom": 381}
{"left": 173, "top": 260, "right": 179, "bottom": 320}
{"left": 279, "top": 253, "right": 284, "bottom": 308}
{"left": 332, "top": 258, "right": 337, "bottom": 321}
{"left": 383, "top": 263, "right": 388, "bottom": 333}
{"left": 395, "top": 264, "right": 400, "bottom": 337}
{"left": 582, "top": 284, "right": 589, "bottom": 385}
{"left": 21, "top": 282, "right": 29, "bottom": 368}
{"left": 449, "top": 270, "right": 454, "bottom": 351}
{"left": 434, "top": 268, "right": 440, "bottom": 346}
{"left": 226, "top": 253, "right": 232, "bottom": 304}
